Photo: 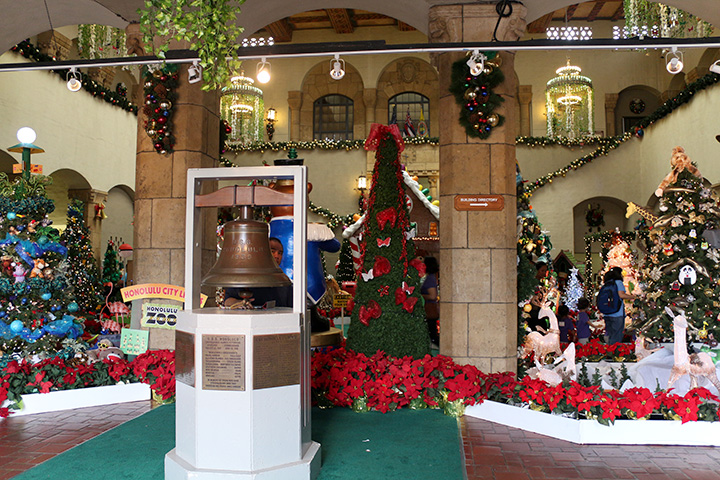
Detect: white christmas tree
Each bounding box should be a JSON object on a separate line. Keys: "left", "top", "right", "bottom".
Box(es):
{"left": 562, "top": 267, "right": 583, "bottom": 310}
{"left": 599, "top": 232, "right": 642, "bottom": 295}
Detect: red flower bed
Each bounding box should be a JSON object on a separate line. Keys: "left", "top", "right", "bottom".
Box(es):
{"left": 0, "top": 350, "right": 175, "bottom": 417}
{"left": 311, "top": 347, "right": 719, "bottom": 424}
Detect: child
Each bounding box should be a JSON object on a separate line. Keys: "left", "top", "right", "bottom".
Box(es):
{"left": 576, "top": 297, "right": 591, "bottom": 344}
{"left": 557, "top": 304, "right": 571, "bottom": 343}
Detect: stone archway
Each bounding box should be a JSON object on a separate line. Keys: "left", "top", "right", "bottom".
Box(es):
{"left": 296, "top": 61, "right": 366, "bottom": 140}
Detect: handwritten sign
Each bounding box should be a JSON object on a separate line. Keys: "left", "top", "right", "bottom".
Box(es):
{"left": 120, "top": 328, "right": 149, "bottom": 355}
{"left": 454, "top": 194, "right": 504, "bottom": 211}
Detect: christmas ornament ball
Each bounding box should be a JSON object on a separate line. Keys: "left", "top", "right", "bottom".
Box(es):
{"left": 487, "top": 114, "right": 500, "bottom": 127}
{"left": 67, "top": 302, "right": 79, "bottom": 312}
{"left": 41, "top": 292, "right": 52, "bottom": 300}
{"left": 6, "top": 212, "right": 15, "bottom": 220}
{"left": 159, "top": 100, "right": 172, "bottom": 110}
{"left": 10, "top": 320, "right": 23, "bottom": 333}
{"left": 523, "top": 303, "right": 533, "bottom": 313}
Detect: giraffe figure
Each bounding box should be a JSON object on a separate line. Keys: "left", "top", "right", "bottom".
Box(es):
{"left": 666, "top": 307, "right": 720, "bottom": 392}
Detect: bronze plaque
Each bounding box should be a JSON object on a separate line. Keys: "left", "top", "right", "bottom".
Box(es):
{"left": 202, "top": 334, "right": 246, "bottom": 391}
{"left": 175, "top": 331, "right": 196, "bottom": 387}
{"left": 253, "top": 333, "right": 300, "bottom": 390}
{"left": 454, "top": 194, "right": 504, "bottom": 211}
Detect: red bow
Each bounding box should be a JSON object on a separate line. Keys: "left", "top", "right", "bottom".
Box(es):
{"left": 394, "top": 287, "right": 418, "bottom": 313}
{"left": 401, "top": 281, "right": 414, "bottom": 295}
{"left": 364, "top": 123, "right": 405, "bottom": 153}
{"left": 376, "top": 208, "right": 397, "bottom": 230}
{"left": 359, "top": 300, "right": 382, "bottom": 326}
{"left": 410, "top": 257, "right": 426, "bottom": 277}
{"left": 377, "top": 237, "right": 391, "bottom": 248}
{"left": 373, "top": 256, "right": 391, "bottom": 277}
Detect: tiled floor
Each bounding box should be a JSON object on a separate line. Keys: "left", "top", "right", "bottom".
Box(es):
{"left": 461, "top": 415, "right": 720, "bottom": 480}
{"left": 0, "top": 401, "right": 152, "bottom": 480}
{"left": 3, "top": 401, "right": 720, "bottom": 479}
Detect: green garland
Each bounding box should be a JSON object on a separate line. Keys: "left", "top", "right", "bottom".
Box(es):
{"left": 521, "top": 134, "right": 633, "bottom": 198}
{"left": 309, "top": 201, "right": 356, "bottom": 230}
{"left": 142, "top": 65, "right": 179, "bottom": 154}
{"left": 519, "top": 72, "right": 720, "bottom": 198}
{"left": 10, "top": 40, "right": 138, "bottom": 115}
{"left": 224, "top": 136, "right": 439, "bottom": 153}
{"left": 449, "top": 52, "right": 504, "bottom": 139}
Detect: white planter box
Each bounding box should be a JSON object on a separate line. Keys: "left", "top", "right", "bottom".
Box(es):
{"left": 2, "top": 382, "right": 150, "bottom": 417}
{"left": 465, "top": 400, "right": 720, "bottom": 446}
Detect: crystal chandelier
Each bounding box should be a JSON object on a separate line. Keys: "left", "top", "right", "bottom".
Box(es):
{"left": 220, "top": 74, "right": 264, "bottom": 144}
{"left": 545, "top": 61, "right": 594, "bottom": 139}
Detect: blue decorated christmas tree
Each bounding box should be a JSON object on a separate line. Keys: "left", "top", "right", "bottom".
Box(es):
{"left": 0, "top": 173, "right": 84, "bottom": 357}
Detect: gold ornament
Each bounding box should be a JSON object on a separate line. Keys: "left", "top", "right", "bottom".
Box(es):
{"left": 488, "top": 114, "right": 500, "bottom": 127}
{"left": 464, "top": 87, "right": 478, "bottom": 100}
{"left": 523, "top": 303, "right": 533, "bottom": 313}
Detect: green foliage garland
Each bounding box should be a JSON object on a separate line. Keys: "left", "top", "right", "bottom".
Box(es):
{"left": 138, "top": 0, "right": 244, "bottom": 91}
{"left": 10, "top": 40, "right": 138, "bottom": 114}
{"left": 142, "top": 65, "right": 179, "bottom": 154}
{"left": 223, "top": 137, "right": 439, "bottom": 155}
{"left": 449, "top": 52, "right": 505, "bottom": 139}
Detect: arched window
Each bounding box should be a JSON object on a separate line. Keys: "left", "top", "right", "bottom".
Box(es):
{"left": 313, "top": 95, "right": 354, "bottom": 140}
{"left": 388, "top": 92, "right": 430, "bottom": 136}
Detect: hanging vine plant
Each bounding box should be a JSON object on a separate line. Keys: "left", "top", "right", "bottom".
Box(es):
{"left": 449, "top": 51, "right": 505, "bottom": 139}
{"left": 142, "top": 64, "right": 179, "bottom": 154}
{"left": 138, "top": 0, "right": 244, "bottom": 90}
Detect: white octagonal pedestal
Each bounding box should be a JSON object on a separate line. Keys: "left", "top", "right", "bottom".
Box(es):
{"left": 165, "top": 166, "right": 320, "bottom": 479}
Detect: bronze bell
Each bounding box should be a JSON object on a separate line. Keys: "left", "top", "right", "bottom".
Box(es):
{"left": 201, "top": 216, "right": 291, "bottom": 289}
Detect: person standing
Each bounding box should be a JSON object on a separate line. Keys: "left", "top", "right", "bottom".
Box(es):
{"left": 602, "top": 267, "right": 636, "bottom": 344}
{"left": 576, "top": 297, "right": 592, "bottom": 344}
{"left": 421, "top": 256, "right": 440, "bottom": 348}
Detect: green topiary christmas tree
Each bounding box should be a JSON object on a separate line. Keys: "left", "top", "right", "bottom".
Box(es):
{"left": 346, "top": 124, "right": 430, "bottom": 358}
{"left": 102, "top": 239, "right": 123, "bottom": 303}
{"left": 634, "top": 147, "right": 720, "bottom": 341}
{"left": 61, "top": 199, "right": 103, "bottom": 315}
{"left": 335, "top": 238, "right": 356, "bottom": 282}
{"left": 0, "top": 173, "right": 84, "bottom": 357}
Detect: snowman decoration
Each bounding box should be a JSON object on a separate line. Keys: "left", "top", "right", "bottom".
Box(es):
{"left": 679, "top": 264, "right": 697, "bottom": 286}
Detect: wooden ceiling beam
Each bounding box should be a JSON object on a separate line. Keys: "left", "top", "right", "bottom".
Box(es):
{"left": 611, "top": 2, "right": 625, "bottom": 21}
{"left": 397, "top": 21, "right": 415, "bottom": 31}
{"left": 266, "top": 19, "right": 292, "bottom": 43}
{"left": 527, "top": 12, "right": 554, "bottom": 34}
{"left": 587, "top": 0, "right": 607, "bottom": 22}
{"left": 326, "top": 9, "right": 354, "bottom": 34}
{"left": 565, "top": 4, "right": 579, "bottom": 20}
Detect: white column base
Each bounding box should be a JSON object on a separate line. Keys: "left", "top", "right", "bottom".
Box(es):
{"left": 165, "top": 441, "right": 321, "bottom": 480}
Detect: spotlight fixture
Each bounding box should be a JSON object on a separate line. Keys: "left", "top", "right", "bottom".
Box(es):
{"left": 466, "top": 49, "right": 487, "bottom": 76}
{"left": 66, "top": 67, "right": 82, "bottom": 92}
{"left": 256, "top": 57, "right": 271, "bottom": 84}
{"left": 710, "top": 60, "right": 720, "bottom": 75}
{"left": 330, "top": 54, "right": 345, "bottom": 80}
{"left": 266, "top": 107, "right": 276, "bottom": 141}
{"left": 188, "top": 61, "right": 202, "bottom": 84}
{"left": 666, "top": 47, "right": 684, "bottom": 74}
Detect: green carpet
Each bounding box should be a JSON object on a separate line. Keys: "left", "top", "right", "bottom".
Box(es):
{"left": 15, "top": 404, "right": 463, "bottom": 480}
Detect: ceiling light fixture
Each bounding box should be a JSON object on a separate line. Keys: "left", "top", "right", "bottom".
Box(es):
{"left": 256, "top": 57, "right": 271, "bottom": 84}
{"left": 466, "top": 49, "right": 487, "bottom": 76}
{"left": 666, "top": 47, "right": 684, "bottom": 74}
{"left": 66, "top": 67, "right": 82, "bottom": 92}
{"left": 330, "top": 54, "right": 345, "bottom": 80}
{"left": 187, "top": 61, "right": 202, "bottom": 84}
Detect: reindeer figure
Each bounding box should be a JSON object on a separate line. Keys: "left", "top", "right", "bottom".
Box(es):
{"left": 528, "top": 342, "right": 577, "bottom": 386}
{"left": 521, "top": 284, "right": 561, "bottom": 365}
{"left": 666, "top": 307, "right": 720, "bottom": 392}
{"left": 635, "top": 335, "right": 660, "bottom": 361}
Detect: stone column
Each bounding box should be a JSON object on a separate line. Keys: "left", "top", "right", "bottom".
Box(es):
{"left": 518, "top": 85, "right": 533, "bottom": 137}
{"left": 287, "top": 91, "right": 302, "bottom": 140}
{"left": 36, "top": 30, "right": 72, "bottom": 60}
{"left": 605, "top": 93, "right": 619, "bottom": 137}
{"left": 430, "top": 3, "right": 527, "bottom": 373}
{"left": 363, "top": 88, "right": 377, "bottom": 131}
{"left": 128, "top": 24, "right": 220, "bottom": 350}
{"left": 67, "top": 188, "right": 108, "bottom": 266}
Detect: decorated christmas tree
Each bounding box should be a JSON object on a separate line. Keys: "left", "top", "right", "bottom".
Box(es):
{"left": 335, "top": 237, "right": 356, "bottom": 282}
{"left": 61, "top": 199, "right": 103, "bottom": 314}
{"left": 634, "top": 147, "right": 720, "bottom": 341}
{"left": 562, "top": 267, "right": 583, "bottom": 311}
{"left": 346, "top": 124, "right": 430, "bottom": 358}
{"left": 101, "top": 239, "right": 123, "bottom": 303}
{"left": 599, "top": 231, "right": 641, "bottom": 296}
{"left": 0, "top": 173, "right": 84, "bottom": 357}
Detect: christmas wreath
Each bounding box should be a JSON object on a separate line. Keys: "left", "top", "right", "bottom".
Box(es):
{"left": 449, "top": 51, "right": 505, "bottom": 139}
{"left": 586, "top": 203, "right": 605, "bottom": 231}
{"left": 142, "top": 65, "right": 179, "bottom": 154}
